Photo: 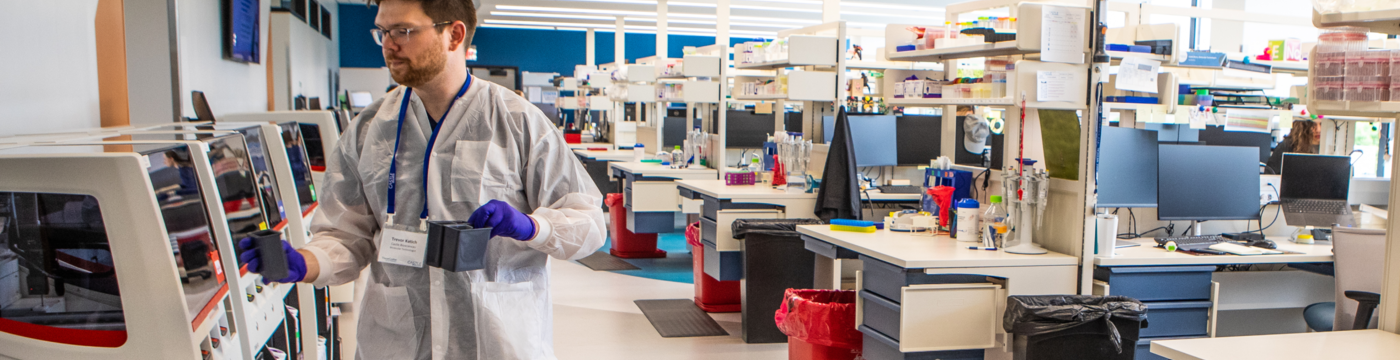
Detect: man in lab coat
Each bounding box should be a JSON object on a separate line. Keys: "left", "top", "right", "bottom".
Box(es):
{"left": 239, "top": 0, "right": 605, "bottom": 358}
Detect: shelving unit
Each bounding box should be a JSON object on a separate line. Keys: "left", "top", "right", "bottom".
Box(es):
{"left": 1310, "top": 8, "right": 1400, "bottom": 334}
{"left": 723, "top": 21, "right": 848, "bottom": 146}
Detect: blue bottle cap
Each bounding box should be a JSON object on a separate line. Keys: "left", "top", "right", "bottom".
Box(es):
{"left": 956, "top": 199, "right": 980, "bottom": 208}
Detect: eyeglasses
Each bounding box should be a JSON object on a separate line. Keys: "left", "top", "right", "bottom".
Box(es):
{"left": 371, "top": 21, "right": 453, "bottom": 46}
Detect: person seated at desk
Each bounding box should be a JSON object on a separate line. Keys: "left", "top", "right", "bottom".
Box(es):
{"left": 1265, "top": 119, "right": 1319, "bottom": 174}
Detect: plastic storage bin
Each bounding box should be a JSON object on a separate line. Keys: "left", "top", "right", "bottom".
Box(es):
{"left": 687, "top": 222, "right": 741, "bottom": 312}
{"left": 605, "top": 193, "right": 665, "bottom": 258}
{"left": 1345, "top": 76, "right": 1389, "bottom": 102}
{"left": 1314, "top": 76, "right": 1346, "bottom": 101}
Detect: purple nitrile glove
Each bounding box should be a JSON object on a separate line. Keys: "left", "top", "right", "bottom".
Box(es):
{"left": 467, "top": 199, "right": 538, "bottom": 241}
{"left": 238, "top": 237, "right": 308, "bottom": 284}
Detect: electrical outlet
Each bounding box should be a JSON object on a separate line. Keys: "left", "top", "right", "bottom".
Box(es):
{"left": 1260, "top": 174, "right": 1281, "bottom": 206}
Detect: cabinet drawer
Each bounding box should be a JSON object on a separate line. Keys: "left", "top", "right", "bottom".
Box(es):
{"left": 702, "top": 240, "right": 743, "bottom": 281}
{"left": 1140, "top": 301, "right": 1211, "bottom": 338}
{"left": 701, "top": 194, "right": 783, "bottom": 220}
{"left": 1094, "top": 266, "right": 1215, "bottom": 302}
{"left": 631, "top": 181, "right": 681, "bottom": 212}
{"left": 703, "top": 209, "right": 781, "bottom": 252}
{"left": 858, "top": 284, "right": 1001, "bottom": 353}
{"left": 860, "top": 326, "right": 985, "bottom": 360}
{"left": 861, "top": 255, "right": 988, "bottom": 304}
{"left": 860, "top": 290, "right": 903, "bottom": 341}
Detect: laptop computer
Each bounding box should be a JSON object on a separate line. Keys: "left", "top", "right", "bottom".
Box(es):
{"left": 1280, "top": 153, "right": 1356, "bottom": 227}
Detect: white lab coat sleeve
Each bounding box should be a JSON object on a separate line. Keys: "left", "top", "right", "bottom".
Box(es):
{"left": 517, "top": 108, "right": 606, "bottom": 261}
{"left": 304, "top": 108, "right": 382, "bottom": 287}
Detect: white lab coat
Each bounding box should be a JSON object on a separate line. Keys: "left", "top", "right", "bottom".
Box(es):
{"left": 302, "top": 76, "right": 605, "bottom": 360}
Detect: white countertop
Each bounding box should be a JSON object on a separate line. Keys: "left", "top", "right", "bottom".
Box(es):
{"left": 1094, "top": 236, "right": 1334, "bottom": 267}
{"left": 567, "top": 142, "right": 614, "bottom": 151}
{"left": 1151, "top": 330, "right": 1400, "bottom": 360}
{"left": 675, "top": 179, "right": 816, "bottom": 200}
{"left": 609, "top": 161, "right": 719, "bottom": 178}
{"left": 797, "top": 225, "right": 1079, "bottom": 269}
{"left": 573, "top": 149, "right": 634, "bottom": 162}
{"left": 863, "top": 189, "right": 922, "bottom": 201}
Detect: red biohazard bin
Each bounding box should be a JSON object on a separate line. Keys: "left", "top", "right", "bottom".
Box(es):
{"left": 775, "top": 289, "right": 862, "bottom": 360}
{"left": 687, "top": 222, "right": 741, "bottom": 313}
{"left": 564, "top": 133, "right": 582, "bottom": 144}
{"left": 605, "top": 193, "right": 666, "bottom": 258}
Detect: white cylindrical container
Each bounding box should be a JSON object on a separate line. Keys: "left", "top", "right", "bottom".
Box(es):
{"left": 632, "top": 143, "right": 646, "bottom": 162}
{"left": 1097, "top": 213, "right": 1119, "bottom": 256}
{"left": 955, "top": 199, "right": 981, "bottom": 241}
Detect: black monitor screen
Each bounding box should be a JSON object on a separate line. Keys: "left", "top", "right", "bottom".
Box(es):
{"left": 825, "top": 115, "right": 898, "bottom": 167}
{"left": 1157, "top": 144, "right": 1261, "bottom": 220}
{"left": 1199, "top": 125, "right": 1272, "bottom": 163}
{"left": 1098, "top": 127, "right": 1159, "bottom": 208}
{"left": 280, "top": 123, "right": 318, "bottom": 212}
{"left": 896, "top": 115, "right": 941, "bottom": 165}
{"left": 1280, "top": 153, "right": 1351, "bottom": 201}
{"left": 236, "top": 128, "right": 286, "bottom": 227}
{"left": 727, "top": 110, "right": 777, "bottom": 148}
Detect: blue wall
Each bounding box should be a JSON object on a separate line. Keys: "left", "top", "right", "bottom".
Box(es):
{"left": 339, "top": 4, "right": 761, "bottom": 75}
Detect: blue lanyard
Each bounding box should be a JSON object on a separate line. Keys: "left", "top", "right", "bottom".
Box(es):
{"left": 386, "top": 77, "right": 472, "bottom": 221}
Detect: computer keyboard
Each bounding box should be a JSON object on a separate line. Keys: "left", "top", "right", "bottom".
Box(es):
{"left": 1283, "top": 200, "right": 1350, "bottom": 215}
{"left": 1154, "top": 235, "right": 1226, "bottom": 250}
{"left": 877, "top": 185, "right": 924, "bottom": 194}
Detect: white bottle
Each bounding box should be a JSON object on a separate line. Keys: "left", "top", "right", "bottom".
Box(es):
{"left": 671, "top": 146, "right": 684, "bottom": 169}
{"left": 633, "top": 143, "right": 646, "bottom": 162}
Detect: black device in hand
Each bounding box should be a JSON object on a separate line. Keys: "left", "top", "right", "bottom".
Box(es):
{"left": 425, "top": 220, "right": 493, "bottom": 272}
{"left": 251, "top": 229, "right": 289, "bottom": 280}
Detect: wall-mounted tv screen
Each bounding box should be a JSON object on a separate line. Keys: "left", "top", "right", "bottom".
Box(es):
{"left": 222, "top": 0, "right": 260, "bottom": 63}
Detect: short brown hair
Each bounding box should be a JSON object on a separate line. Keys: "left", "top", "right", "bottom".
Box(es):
{"left": 369, "top": 0, "right": 478, "bottom": 43}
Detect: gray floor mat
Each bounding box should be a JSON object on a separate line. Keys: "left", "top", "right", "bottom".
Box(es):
{"left": 576, "top": 251, "right": 641, "bottom": 271}
{"left": 634, "top": 299, "right": 730, "bottom": 338}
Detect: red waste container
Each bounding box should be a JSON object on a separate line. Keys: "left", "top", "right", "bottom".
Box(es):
{"left": 687, "top": 222, "right": 741, "bottom": 313}
{"left": 775, "top": 289, "right": 862, "bottom": 360}
{"left": 605, "top": 193, "right": 665, "bottom": 258}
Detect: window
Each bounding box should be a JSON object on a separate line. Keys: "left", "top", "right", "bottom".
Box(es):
{"left": 1354, "top": 122, "right": 1393, "bottom": 178}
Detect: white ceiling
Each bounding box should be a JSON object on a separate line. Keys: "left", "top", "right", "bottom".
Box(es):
{"left": 339, "top": 0, "right": 980, "bottom": 37}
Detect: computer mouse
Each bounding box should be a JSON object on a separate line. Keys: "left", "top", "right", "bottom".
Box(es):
{"left": 1247, "top": 239, "right": 1277, "bottom": 249}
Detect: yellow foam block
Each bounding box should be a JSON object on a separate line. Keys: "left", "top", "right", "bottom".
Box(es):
{"left": 830, "top": 224, "right": 876, "bottom": 233}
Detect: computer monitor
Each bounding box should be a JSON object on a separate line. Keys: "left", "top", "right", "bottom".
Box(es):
{"left": 1143, "top": 123, "right": 1199, "bottom": 143}
{"left": 896, "top": 115, "right": 941, "bottom": 165}
{"left": 727, "top": 110, "right": 777, "bottom": 148}
{"left": 308, "top": 97, "right": 322, "bottom": 110}
{"left": 1099, "top": 127, "right": 1159, "bottom": 208}
{"left": 824, "top": 115, "right": 898, "bottom": 167}
{"left": 1199, "top": 125, "right": 1272, "bottom": 163}
{"left": 349, "top": 91, "right": 373, "bottom": 108}
{"left": 1280, "top": 153, "right": 1351, "bottom": 201}
{"left": 1157, "top": 144, "right": 1261, "bottom": 221}
{"left": 192, "top": 90, "right": 216, "bottom": 121}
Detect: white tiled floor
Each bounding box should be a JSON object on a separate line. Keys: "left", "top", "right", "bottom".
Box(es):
{"left": 550, "top": 258, "right": 789, "bottom": 360}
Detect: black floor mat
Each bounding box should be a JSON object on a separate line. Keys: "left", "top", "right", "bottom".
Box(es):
{"left": 576, "top": 251, "right": 640, "bottom": 271}
{"left": 634, "top": 299, "right": 730, "bottom": 338}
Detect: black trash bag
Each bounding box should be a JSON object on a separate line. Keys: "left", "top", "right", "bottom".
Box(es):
{"left": 731, "top": 218, "right": 823, "bottom": 239}
{"left": 1003, "top": 295, "right": 1147, "bottom": 353}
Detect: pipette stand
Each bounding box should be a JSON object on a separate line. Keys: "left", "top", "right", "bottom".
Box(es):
{"left": 1002, "top": 167, "right": 1050, "bottom": 255}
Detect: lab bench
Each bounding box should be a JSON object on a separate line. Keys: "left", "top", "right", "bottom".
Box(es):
{"left": 676, "top": 180, "right": 818, "bottom": 281}
{"left": 574, "top": 149, "right": 634, "bottom": 199}
{"left": 798, "top": 225, "right": 1079, "bottom": 360}
{"left": 609, "top": 162, "right": 717, "bottom": 234}
{"left": 1093, "top": 237, "right": 1337, "bottom": 360}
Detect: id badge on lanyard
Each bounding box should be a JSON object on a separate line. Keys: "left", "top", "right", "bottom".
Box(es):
{"left": 376, "top": 79, "right": 470, "bottom": 268}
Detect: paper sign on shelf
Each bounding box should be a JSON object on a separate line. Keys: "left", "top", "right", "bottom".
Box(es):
{"left": 1187, "top": 108, "right": 1209, "bottom": 129}
{"left": 1224, "top": 109, "right": 1273, "bottom": 133}
{"left": 1135, "top": 104, "right": 1156, "bottom": 122}
{"left": 1116, "top": 56, "right": 1160, "bottom": 93}
{"left": 1036, "top": 71, "right": 1077, "bottom": 102}
{"left": 1040, "top": 5, "right": 1086, "bottom": 64}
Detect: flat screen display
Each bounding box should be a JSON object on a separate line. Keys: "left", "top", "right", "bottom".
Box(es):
{"left": 281, "top": 123, "right": 318, "bottom": 212}
{"left": 1157, "top": 144, "right": 1261, "bottom": 221}
{"left": 1098, "top": 127, "right": 1159, "bottom": 208}
{"left": 143, "top": 145, "right": 228, "bottom": 325}
{"left": 1280, "top": 153, "right": 1351, "bottom": 201}
{"left": 222, "top": 0, "right": 260, "bottom": 63}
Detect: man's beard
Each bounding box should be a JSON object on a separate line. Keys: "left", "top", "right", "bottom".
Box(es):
{"left": 388, "top": 47, "right": 447, "bottom": 88}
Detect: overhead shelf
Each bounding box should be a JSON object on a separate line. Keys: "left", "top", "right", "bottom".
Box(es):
{"left": 886, "top": 42, "right": 1032, "bottom": 62}
{"left": 1107, "top": 51, "right": 1172, "bottom": 63}
{"left": 845, "top": 61, "right": 943, "bottom": 71}
{"left": 1314, "top": 9, "right": 1400, "bottom": 34}
{"left": 886, "top": 97, "right": 1015, "bottom": 106}
{"left": 1310, "top": 100, "right": 1400, "bottom": 118}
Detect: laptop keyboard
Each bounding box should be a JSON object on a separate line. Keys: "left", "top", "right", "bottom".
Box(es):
{"left": 1284, "top": 200, "right": 1349, "bottom": 215}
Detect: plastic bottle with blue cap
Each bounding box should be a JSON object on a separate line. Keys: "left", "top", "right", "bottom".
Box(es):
{"left": 954, "top": 199, "right": 981, "bottom": 241}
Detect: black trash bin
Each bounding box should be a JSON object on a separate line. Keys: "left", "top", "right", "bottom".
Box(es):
{"left": 733, "top": 218, "right": 824, "bottom": 344}
{"left": 1004, "top": 295, "right": 1148, "bottom": 360}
